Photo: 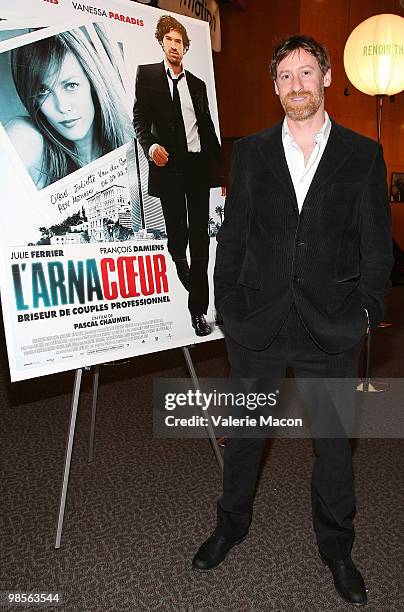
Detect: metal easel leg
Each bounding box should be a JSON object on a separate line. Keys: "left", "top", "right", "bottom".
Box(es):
{"left": 363, "top": 329, "right": 371, "bottom": 392}
{"left": 357, "top": 329, "right": 388, "bottom": 393}
{"left": 55, "top": 368, "right": 83, "bottom": 549}
{"left": 182, "top": 347, "right": 224, "bottom": 471}
{"left": 88, "top": 364, "right": 100, "bottom": 464}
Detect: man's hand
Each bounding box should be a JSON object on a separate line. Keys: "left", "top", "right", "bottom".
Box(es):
{"left": 150, "top": 144, "right": 169, "bottom": 167}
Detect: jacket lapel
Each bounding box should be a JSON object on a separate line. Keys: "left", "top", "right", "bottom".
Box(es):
{"left": 157, "top": 61, "right": 174, "bottom": 110}
{"left": 257, "top": 122, "right": 296, "bottom": 203}
{"left": 302, "top": 121, "right": 353, "bottom": 206}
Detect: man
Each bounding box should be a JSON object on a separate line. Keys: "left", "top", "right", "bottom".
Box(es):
{"left": 133, "top": 15, "right": 223, "bottom": 336}
{"left": 192, "top": 36, "right": 393, "bottom": 606}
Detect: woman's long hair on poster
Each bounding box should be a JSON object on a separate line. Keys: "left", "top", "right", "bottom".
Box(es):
{"left": 11, "top": 25, "right": 132, "bottom": 187}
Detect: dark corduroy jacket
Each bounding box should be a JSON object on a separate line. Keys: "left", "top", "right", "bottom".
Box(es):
{"left": 214, "top": 120, "right": 393, "bottom": 353}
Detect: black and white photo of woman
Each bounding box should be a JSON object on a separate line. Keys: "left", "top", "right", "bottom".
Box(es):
{"left": 2, "top": 25, "right": 133, "bottom": 189}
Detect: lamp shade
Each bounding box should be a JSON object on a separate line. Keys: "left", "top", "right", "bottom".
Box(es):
{"left": 343, "top": 13, "right": 404, "bottom": 96}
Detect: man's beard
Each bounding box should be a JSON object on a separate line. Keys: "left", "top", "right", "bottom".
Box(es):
{"left": 280, "top": 88, "right": 323, "bottom": 121}
{"left": 167, "top": 52, "right": 182, "bottom": 66}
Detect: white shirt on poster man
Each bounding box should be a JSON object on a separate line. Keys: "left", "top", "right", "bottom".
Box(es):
{"left": 148, "top": 58, "right": 201, "bottom": 159}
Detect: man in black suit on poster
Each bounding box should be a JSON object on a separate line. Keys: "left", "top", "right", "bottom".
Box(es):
{"left": 192, "top": 36, "right": 393, "bottom": 606}
{"left": 133, "top": 15, "right": 223, "bottom": 336}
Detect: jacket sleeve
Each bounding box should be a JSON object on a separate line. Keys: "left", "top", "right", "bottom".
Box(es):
{"left": 132, "top": 66, "right": 155, "bottom": 159}
{"left": 214, "top": 140, "right": 249, "bottom": 309}
{"left": 359, "top": 144, "right": 394, "bottom": 328}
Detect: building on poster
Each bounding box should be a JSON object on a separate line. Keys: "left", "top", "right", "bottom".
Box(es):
{"left": 126, "top": 140, "right": 167, "bottom": 236}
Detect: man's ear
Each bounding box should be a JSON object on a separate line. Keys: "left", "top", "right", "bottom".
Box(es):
{"left": 323, "top": 69, "right": 331, "bottom": 89}
{"left": 274, "top": 80, "right": 280, "bottom": 96}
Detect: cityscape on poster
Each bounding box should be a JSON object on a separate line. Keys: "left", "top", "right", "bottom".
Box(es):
{"left": 0, "top": 0, "right": 225, "bottom": 381}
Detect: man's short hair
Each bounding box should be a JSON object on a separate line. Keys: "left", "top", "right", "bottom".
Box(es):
{"left": 155, "top": 15, "right": 191, "bottom": 52}
{"left": 270, "top": 35, "right": 331, "bottom": 80}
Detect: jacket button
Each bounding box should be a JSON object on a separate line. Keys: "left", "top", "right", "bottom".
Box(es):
{"left": 293, "top": 275, "right": 303, "bottom": 282}
{"left": 296, "top": 241, "right": 305, "bottom": 246}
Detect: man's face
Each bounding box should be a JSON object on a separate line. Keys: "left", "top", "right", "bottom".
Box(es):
{"left": 274, "top": 48, "right": 331, "bottom": 121}
{"left": 162, "top": 29, "right": 185, "bottom": 67}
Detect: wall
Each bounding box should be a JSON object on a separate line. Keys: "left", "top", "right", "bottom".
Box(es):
{"left": 213, "top": 0, "right": 300, "bottom": 136}
{"left": 213, "top": 0, "right": 404, "bottom": 184}
{"left": 300, "top": 0, "right": 404, "bottom": 185}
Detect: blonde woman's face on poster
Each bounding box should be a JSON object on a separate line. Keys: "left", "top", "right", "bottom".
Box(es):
{"left": 38, "top": 51, "right": 95, "bottom": 143}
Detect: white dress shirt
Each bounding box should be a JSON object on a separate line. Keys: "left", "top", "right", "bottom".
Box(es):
{"left": 282, "top": 111, "right": 331, "bottom": 213}
{"left": 149, "top": 60, "right": 201, "bottom": 159}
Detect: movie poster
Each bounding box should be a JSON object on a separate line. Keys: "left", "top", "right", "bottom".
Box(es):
{"left": 0, "top": 0, "right": 225, "bottom": 381}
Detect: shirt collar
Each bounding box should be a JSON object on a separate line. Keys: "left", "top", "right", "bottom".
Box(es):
{"left": 282, "top": 111, "right": 331, "bottom": 146}
{"left": 164, "top": 58, "right": 185, "bottom": 80}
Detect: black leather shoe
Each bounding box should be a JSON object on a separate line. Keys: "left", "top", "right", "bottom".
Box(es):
{"left": 320, "top": 553, "right": 368, "bottom": 606}
{"left": 192, "top": 531, "right": 245, "bottom": 570}
{"left": 191, "top": 314, "right": 212, "bottom": 336}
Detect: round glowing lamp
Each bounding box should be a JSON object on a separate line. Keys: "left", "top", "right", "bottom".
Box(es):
{"left": 343, "top": 13, "right": 404, "bottom": 97}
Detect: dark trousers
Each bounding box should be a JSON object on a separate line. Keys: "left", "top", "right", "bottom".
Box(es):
{"left": 218, "top": 305, "right": 362, "bottom": 560}
{"left": 160, "top": 180, "right": 210, "bottom": 316}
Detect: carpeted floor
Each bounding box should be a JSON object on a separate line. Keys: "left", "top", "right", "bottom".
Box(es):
{"left": 1, "top": 288, "right": 403, "bottom": 611}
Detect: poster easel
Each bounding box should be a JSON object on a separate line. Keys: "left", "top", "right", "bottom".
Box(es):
{"left": 54, "top": 347, "right": 223, "bottom": 549}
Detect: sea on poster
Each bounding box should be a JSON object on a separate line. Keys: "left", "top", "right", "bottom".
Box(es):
{"left": 0, "top": 0, "right": 224, "bottom": 381}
